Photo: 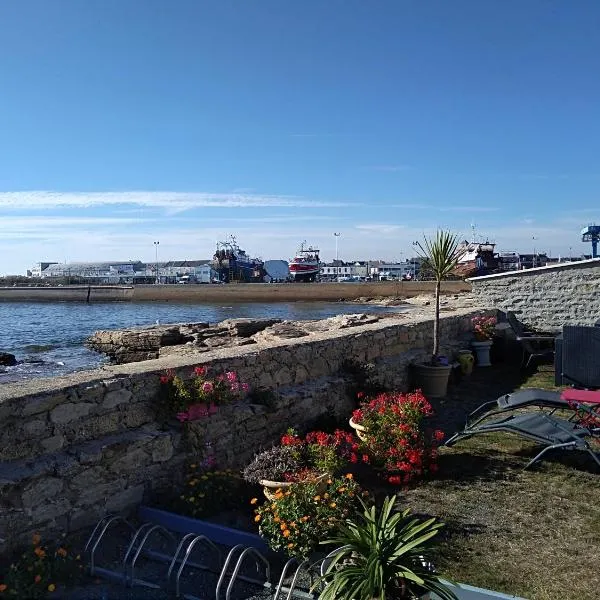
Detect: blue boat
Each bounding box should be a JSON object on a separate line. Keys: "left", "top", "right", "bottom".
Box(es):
{"left": 212, "top": 236, "right": 266, "bottom": 283}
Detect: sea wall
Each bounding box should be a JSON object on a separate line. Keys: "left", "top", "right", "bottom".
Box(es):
{"left": 0, "top": 280, "right": 470, "bottom": 303}
{"left": 469, "top": 259, "right": 600, "bottom": 331}
{"left": 0, "top": 309, "right": 481, "bottom": 554}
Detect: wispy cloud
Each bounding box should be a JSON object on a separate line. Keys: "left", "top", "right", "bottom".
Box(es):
{"left": 386, "top": 203, "right": 498, "bottom": 213}
{"left": 355, "top": 223, "right": 406, "bottom": 235}
{"left": 368, "top": 165, "right": 413, "bottom": 172}
{"left": 0, "top": 191, "right": 353, "bottom": 211}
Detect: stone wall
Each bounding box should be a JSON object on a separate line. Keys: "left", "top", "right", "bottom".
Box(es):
{"left": 0, "top": 309, "right": 481, "bottom": 554}
{"left": 469, "top": 259, "right": 600, "bottom": 331}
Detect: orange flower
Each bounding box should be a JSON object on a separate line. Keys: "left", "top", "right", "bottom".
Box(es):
{"left": 301, "top": 516, "right": 309, "bottom": 522}
{"left": 0, "top": 584, "right": 7, "bottom": 592}
{"left": 254, "top": 515, "right": 261, "bottom": 522}
{"left": 34, "top": 575, "right": 42, "bottom": 584}
{"left": 34, "top": 547, "right": 46, "bottom": 558}
{"left": 32, "top": 534, "right": 41, "bottom": 546}
{"left": 345, "top": 473, "right": 353, "bottom": 480}
{"left": 313, "top": 495, "right": 321, "bottom": 501}
{"left": 330, "top": 502, "right": 337, "bottom": 508}
{"left": 250, "top": 498, "right": 258, "bottom": 505}
{"left": 57, "top": 547, "right": 67, "bottom": 557}
{"left": 287, "top": 542, "right": 295, "bottom": 549}
{"left": 48, "top": 584, "right": 56, "bottom": 592}
{"left": 274, "top": 516, "right": 280, "bottom": 523}
{"left": 282, "top": 529, "right": 290, "bottom": 537}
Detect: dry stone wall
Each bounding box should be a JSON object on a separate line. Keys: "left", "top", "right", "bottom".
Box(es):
{"left": 469, "top": 259, "right": 600, "bottom": 332}
{"left": 0, "top": 310, "right": 481, "bottom": 555}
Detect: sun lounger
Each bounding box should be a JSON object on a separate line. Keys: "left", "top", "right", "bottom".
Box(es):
{"left": 445, "top": 411, "right": 600, "bottom": 470}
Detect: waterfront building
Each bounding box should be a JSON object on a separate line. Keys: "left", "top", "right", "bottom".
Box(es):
{"left": 320, "top": 260, "right": 369, "bottom": 281}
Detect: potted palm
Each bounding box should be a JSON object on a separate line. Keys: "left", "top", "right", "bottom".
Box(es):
{"left": 413, "top": 231, "right": 464, "bottom": 398}
{"left": 316, "top": 495, "right": 458, "bottom": 600}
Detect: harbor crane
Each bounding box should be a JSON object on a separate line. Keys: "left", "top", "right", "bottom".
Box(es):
{"left": 581, "top": 225, "right": 600, "bottom": 258}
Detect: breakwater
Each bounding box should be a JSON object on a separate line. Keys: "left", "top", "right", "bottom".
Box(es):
{"left": 0, "top": 280, "right": 470, "bottom": 303}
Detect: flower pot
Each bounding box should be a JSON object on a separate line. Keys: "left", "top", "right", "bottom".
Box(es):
{"left": 259, "top": 472, "right": 329, "bottom": 501}
{"left": 349, "top": 416, "right": 368, "bottom": 441}
{"left": 457, "top": 350, "right": 474, "bottom": 375}
{"left": 471, "top": 339, "right": 493, "bottom": 367}
{"left": 413, "top": 364, "right": 452, "bottom": 399}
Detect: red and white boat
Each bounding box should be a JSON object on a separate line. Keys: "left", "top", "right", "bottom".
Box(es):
{"left": 289, "top": 242, "right": 321, "bottom": 282}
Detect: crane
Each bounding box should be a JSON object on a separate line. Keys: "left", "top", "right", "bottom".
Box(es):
{"left": 581, "top": 225, "right": 600, "bottom": 258}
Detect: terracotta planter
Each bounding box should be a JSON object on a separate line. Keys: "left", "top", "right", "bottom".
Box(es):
{"left": 349, "top": 416, "right": 368, "bottom": 441}
{"left": 259, "top": 472, "right": 329, "bottom": 501}
{"left": 413, "top": 363, "right": 452, "bottom": 398}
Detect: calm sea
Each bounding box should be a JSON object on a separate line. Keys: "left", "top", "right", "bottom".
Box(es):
{"left": 0, "top": 301, "right": 408, "bottom": 383}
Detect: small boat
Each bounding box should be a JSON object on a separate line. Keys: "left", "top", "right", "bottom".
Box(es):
{"left": 454, "top": 240, "right": 499, "bottom": 278}
{"left": 289, "top": 242, "right": 321, "bottom": 282}
{"left": 211, "top": 236, "right": 265, "bottom": 283}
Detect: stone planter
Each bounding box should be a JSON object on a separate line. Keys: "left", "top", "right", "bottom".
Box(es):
{"left": 259, "top": 472, "right": 329, "bottom": 501}
{"left": 412, "top": 364, "right": 452, "bottom": 398}
{"left": 471, "top": 340, "right": 493, "bottom": 367}
{"left": 349, "top": 416, "right": 368, "bottom": 441}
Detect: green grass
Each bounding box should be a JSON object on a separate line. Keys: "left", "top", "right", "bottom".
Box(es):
{"left": 400, "top": 364, "right": 600, "bottom": 600}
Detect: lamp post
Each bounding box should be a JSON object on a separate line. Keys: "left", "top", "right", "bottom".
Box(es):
{"left": 569, "top": 246, "right": 573, "bottom": 261}
{"left": 153, "top": 241, "right": 160, "bottom": 284}
{"left": 532, "top": 236, "right": 537, "bottom": 268}
{"left": 333, "top": 232, "right": 341, "bottom": 281}
{"left": 412, "top": 241, "right": 419, "bottom": 279}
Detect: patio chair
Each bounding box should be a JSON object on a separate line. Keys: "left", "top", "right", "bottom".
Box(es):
{"left": 445, "top": 409, "right": 600, "bottom": 470}
{"left": 505, "top": 311, "right": 556, "bottom": 370}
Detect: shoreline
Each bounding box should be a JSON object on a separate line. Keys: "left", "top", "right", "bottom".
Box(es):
{"left": 0, "top": 280, "right": 470, "bottom": 303}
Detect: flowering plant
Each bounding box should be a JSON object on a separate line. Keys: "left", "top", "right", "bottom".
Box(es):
{"left": 472, "top": 315, "right": 497, "bottom": 341}
{"left": 243, "top": 429, "right": 357, "bottom": 484}
{"left": 0, "top": 533, "right": 83, "bottom": 598}
{"left": 253, "top": 474, "right": 363, "bottom": 558}
{"left": 351, "top": 391, "right": 444, "bottom": 485}
{"left": 157, "top": 366, "right": 250, "bottom": 423}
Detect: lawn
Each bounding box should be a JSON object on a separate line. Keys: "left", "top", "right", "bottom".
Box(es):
{"left": 402, "top": 362, "right": 600, "bottom": 600}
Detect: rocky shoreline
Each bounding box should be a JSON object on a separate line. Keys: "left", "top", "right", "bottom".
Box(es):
{"left": 86, "top": 313, "right": 385, "bottom": 365}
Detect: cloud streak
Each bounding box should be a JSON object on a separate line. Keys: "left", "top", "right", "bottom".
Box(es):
{"left": 0, "top": 191, "right": 352, "bottom": 211}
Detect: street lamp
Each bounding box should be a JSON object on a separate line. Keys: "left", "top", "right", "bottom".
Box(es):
{"left": 569, "top": 246, "right": 573, "bottom": 261}
{"left": 333, "top": 232, "right": 341, "bottom": 281}
{"left": 412, "top": 241, "right": 419, "bottom": 279}
{"left": 532, "top": 236, "right": 537, "bottom": 268}
{"left": 153, "top": 241, "right": 160, "bottom": 284}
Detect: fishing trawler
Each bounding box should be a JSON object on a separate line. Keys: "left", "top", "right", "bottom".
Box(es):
{"left": 211, "top": 236, "right": 265, "bottom": 283}
{"left": 288, "top": 242, "right": 321, "bottom": 282}
{"left": 453, "top": 240, "right": 499, "bottom": 278}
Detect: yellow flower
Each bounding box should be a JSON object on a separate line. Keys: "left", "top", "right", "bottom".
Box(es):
{"left": 32, "top": 534, "right": 41, "bottom": 546}
{"left": 250, "top": 498, "right": 258, "bottom": 505}
{"left": 330, "top": 502, "right": 337, "bottom": 508}
{"left": 254, "top": 515, "right": 261, "bottom": 522}
{"left": 313, "top": 495, "right": 321, "bottom": 501}
{"left": 75, "top": 555, "right": 81, "bottom": 561}
{"left": 323, "top": 493, "right": 330, "bottom": 499}
{"left": 48, "top": 584, "right": 56, "bottom": 592}
{"left": 271, "top": 503, "right": 277, "bottom": 510}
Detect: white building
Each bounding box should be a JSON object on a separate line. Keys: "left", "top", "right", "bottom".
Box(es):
{"left": 369, "top": 262, "right": 415, "bottom": 280}
{"left": 320, "top": 261, "right": 369, "bottom": 280}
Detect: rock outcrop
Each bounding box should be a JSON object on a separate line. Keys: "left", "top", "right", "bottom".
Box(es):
{"left": 0, "top": 352, "right": 17, "bottom": 366}
{"left": 86, "top": 315, "right": 383, "bottom": 365}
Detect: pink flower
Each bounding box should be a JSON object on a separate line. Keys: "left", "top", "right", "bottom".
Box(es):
{"left": 225, "top": 371, "right": 237, "bottom": 382}
{"left": 241, "top": 383, "right": 249, "bottom": 393}
{"left": 176, "top": 412, "right": 189, "bottom": 422}
{"left": 230, "top": 382, "right": 240, "bottom": 392}
{"left": 194, "top": 366, "right": 207, "bottom": 376}
{"left": 202, "top": 381, "right": 214, "bottom": 393}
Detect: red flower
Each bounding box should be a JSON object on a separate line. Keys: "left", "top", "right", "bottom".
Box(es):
{"left": 193, "top": 366, "right": 207, "bottom": 376}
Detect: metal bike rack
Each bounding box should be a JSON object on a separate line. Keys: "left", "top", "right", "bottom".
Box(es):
{"left": 84, "top": 514, "right": 136, "bottom": 578}
{"left": 224, "top": 546, "right": 271, "bottom": 600}
{"left": 127, "top": 524, "right": 177, "bottom": 589}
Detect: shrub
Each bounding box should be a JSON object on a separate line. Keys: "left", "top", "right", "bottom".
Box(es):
{"left": 253, "top": 474, "right": 363, "bottom": 558}
{"left": 352, "top": 391, "right": 444, "bottom": 485}
{"left": 472, "top": 315, "right": 497, "bottom": 341}
{"left": 157, "top": 366, "right": 250, "bottom": 423}
{"left": 0, "top": 534, "right": 83, "bottom": 598}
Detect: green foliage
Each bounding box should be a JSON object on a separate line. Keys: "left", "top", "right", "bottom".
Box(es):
{"left": 254, "top": 474, "right": 363, "bottom": 559}
{"left": 317, "top": 495, "right": 458, "bottom": 600}
{"left": 341, "top": 359, "right": 387, "bottom": 403}
{"left": 0, "top": 534, "right": 83, "bottom": 598}
{"left": 175, "top": 465, "right": 256, "bottom": 519}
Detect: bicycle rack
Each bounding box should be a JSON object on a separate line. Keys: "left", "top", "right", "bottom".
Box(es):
{"left": 84, "top": 514, "right": 136, "bottom": 579}
{"left": 223, "top": 546, "right": 271, "bottom": 600}
{"left": 169, "top": 534, "right": 223, "bottom": 597}
{"left": 127, "top": 524, "right": 177, "bottom": 589}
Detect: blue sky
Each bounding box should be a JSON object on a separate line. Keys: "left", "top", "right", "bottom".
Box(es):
{"left": 1, "top": 0, "right": 599, "bottom": 273}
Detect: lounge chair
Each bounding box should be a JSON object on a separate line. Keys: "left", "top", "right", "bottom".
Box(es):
{"left": 445, "top": 410, "right": 600, "bottom": 470}
{"left": 505, "top": 311, "right": 556, "bottom": 370}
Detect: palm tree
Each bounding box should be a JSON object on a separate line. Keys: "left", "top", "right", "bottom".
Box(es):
{"left": 415, "top": 231, "right": 463, "bottom": 362}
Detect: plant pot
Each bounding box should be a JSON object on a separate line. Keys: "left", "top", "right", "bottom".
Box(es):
{"left": 349, "top": 416, "right": 368, "bottom": 441}
{"left": 471, "top": 339, "right": 493, "bottom": 367}
{"left": 259, "top": 472, "right": 329, "bottom": 501}
{"left": 413, "top": 364, "right": 452, "bottom": 399}
{"left": 456, "top": 350, "right": 474, "bottom": 375}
